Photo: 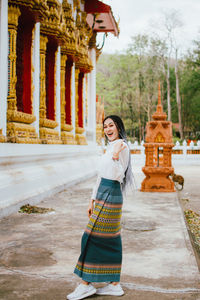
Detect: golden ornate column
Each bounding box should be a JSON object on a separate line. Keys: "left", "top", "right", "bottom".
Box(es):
{"left": 7, "top": 5, "right": 40, "bottom": 143}
{"left": 60, "top": 53, "right": 75, "bottom": 144}
{"left": 39, "top": 35, "right": 62, "bottom": 144}
{"left": 7, "top": 6, "right": 20, "bottom": 113}
{"left": 75, "top": 67, "right": 87, "bottom": 145}
{"left": 39, "top": 35, "right": 48, "bottom": 122}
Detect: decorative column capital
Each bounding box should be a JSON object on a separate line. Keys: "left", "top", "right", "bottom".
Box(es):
{"left": 8, "top": 5, "right": 21, "bottom": 28}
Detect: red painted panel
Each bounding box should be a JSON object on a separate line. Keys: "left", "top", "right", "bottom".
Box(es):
{"left": 16, "top": 11, "right": 34, "bottom": 114}
{"left": 78, "top": 73, "right": 84, "bottom": 128}
{"left": 46, "top": 40, "right": 57, "bottom": 121}
{"left": 85, "top": 0, "right": 110, "bottom": 13}
{"left": 65, "top": 60, "right": 73, "bottom": 125}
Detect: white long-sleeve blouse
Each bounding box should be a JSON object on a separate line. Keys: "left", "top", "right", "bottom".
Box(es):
{"left": 91, "top": 139, "right": 129, "bottom": 200}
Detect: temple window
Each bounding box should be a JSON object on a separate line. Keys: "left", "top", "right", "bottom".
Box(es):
{"left": 45, "top": 38, "right": 58, "bottom": 121}
{"left": 16, "top": 8, "right": 34, "bottom": 114}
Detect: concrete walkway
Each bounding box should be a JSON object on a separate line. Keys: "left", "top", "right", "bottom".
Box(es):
{"left": 0, "top": 163, "right": 200, "bottom": 300}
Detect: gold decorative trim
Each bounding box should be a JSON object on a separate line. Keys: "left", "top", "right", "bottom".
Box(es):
{"left": 61, "top": 124, "right": 73, "bottom": 131}
{"left": 40, "top": 118, "right": 58, "bottom": 129}
{"left": 7, "top": 110, "right": 36, "bottom": 124}
{"left": 60, "top": 53, "right": 67, "bottom": 129}
{"left": 76, "top": 126, "right": 84, "bottom": 134}
{"left": 40, "top": 0, "right": 62, "bottom": 38}
{"left": 75, "top": 133, "right": 87, "bottom": 145}
{"left": 96, "top": 124, "right": 103, "bottom": 146}
{"left": 7, "top": 122, "right": 40, "bottom": 144}
{"left": 61, "top": 131, "right": 76, "bottom": 144}
{"left": 39, "top": 35, "right": 48, "bottom": 120}
{"left": 75, "top": 11, "right": 93, "bottom": 73}
{"left": 39, "top": 127, "right": 62, "bottom": 144}
{"left": 8, "top": 0, "right": 48, "bottom": 18}
{"left": 7, "top": 6, "right": 21, "bottom": 110}
{"left": 61, "top": 1, "right": 76, "bottom": 56}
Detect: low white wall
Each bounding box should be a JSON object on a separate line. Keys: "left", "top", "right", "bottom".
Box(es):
{"left": 0, "top": 143, "right": 99, "bottom": 218}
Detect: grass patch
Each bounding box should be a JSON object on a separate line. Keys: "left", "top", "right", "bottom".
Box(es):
{"left": 19, "top": 204, "right": 54, "bottom": 214}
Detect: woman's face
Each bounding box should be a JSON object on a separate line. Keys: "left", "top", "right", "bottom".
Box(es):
{"left": 103, "top": 118, "right": 119, "bottom": 142}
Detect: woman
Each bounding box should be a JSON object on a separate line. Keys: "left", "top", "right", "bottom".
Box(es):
{"left": 67, "top": 115, "right": 134, "bottom": 300}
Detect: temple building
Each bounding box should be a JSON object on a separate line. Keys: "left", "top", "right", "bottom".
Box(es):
{"left": 0, "top": 0, "right": 119, "bottom": 217}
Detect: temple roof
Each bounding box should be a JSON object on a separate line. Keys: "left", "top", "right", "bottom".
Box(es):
{"left": 85, "top": 0, "right": 119, "bottom": 36}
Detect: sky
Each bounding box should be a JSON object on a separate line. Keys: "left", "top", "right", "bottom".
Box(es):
{"left": 98, "top": 0, "right": 200, "bottom": 56}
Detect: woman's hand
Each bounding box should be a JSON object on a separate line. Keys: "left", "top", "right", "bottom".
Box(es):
{"left": 113, "top": 140, "right": 126, "bottom": 160}
{"left": 88, "top": 199, "right": 95, "bottom": 218}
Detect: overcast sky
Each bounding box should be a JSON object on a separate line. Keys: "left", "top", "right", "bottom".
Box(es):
{"left": 98, "top": 0, "right": 200, "bottom": 56}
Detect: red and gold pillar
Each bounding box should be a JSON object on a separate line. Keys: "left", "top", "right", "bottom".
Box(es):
{"left": 75, "top": 67, "right": 87, "bottom": 145}
{"left": 39, "top": 35, "right": 62, "bottom": 144}
{"left": 60, "top": 53, "right": 75, "bottom": 144}
{"left": 7, "top": 5, "right": 39, "bottom": 143}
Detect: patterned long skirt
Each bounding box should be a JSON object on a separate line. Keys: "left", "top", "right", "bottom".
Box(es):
{"left": 74, "top": 177, "right": 123, "bottom": 282}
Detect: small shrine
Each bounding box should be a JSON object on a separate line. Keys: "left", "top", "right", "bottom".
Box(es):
{"left": 141, "top": 82, "right": 175, "bottom": 192}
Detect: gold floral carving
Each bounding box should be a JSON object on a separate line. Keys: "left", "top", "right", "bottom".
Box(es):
{"left": 73, "top": 0, "right": 80, "bottom": 12}
{"left": 8, "top": 0, "right": 48, "bottom": 18}
{"left": 60, "top": 53, "right": 67, "bottom": 127}
{"left": 39, "top": 35, "right": 48, "bottom": 120}
{"left": 39, "top": 127, "right": 62, "bottom": 144}
{"left": 7, "top": 6, "right": 21, "bottom": 110}
{"left": 61, "top": 1, "right": 76, "bottom": 56}
{"left": 40, "top": 0, "right": 62, "bottom": 38}
{"left": 7, "top": 122, "right": 40, "bottom": 143}
{"left": 96, "top": 124, "right": 103, "bottom": 146}
{"left": 75, "top": 11, "right": 93, "bottom": 73}
{"left": 7, "top": 110, "right": 36, "bottom": 124}
{"left": 40, "top": 118, "right": 58, "bottom": 128}
{"left": 75, "top": 133, "right": 87, "bottom": 145}
{"left": 61, "top": 131, "right": 76, "bottom": 145}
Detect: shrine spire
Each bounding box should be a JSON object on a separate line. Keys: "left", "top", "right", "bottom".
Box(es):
{"left": 152, "top": 81, "right": 167, "bottom": 121}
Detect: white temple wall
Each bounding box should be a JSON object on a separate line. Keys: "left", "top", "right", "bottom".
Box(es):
{"left": 56, "top": 46, "right": 61, "bottom": 134}
{"left": 0, "top": 143, "right": 99, "bottom": 219}
{"left": 0, "top": 1, "right": 100, "bottom": 218}
{"left": 71, "top": 63, "right": 76, "bottom": 137}
{"left": 87, "top": 48, "right": 96, "bottom": 142}
{"left": 0, "top": 0, "right": 8, "bottom": 136}
{"left": 32, "top": 22, "right": 40, "bottom": 135}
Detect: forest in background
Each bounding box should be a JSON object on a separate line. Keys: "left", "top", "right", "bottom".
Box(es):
{"left": 96, "top": 18, "right": 200, "bottom": 143}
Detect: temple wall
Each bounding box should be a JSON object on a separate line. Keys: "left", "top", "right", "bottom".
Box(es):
{"left": 0, "top": 0, "right": 100, "bottom": 217}
{"left": 0, "top": 143, "right": 99, "bottom": 218}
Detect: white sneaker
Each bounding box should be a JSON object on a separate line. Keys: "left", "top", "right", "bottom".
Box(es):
{"left": 96, "top": 283, "right": 124, "bottom": 296}
{"left": 66, "top": 283, "right": 96, "bottom": 300}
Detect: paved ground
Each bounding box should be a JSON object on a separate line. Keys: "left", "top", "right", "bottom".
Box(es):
{"left": 0, "top": 161, "right": 200, "bottom": 300}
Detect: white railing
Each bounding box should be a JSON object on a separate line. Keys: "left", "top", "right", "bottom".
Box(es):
{"left": 128, "top": 140, "right": 200, "bottom": 162}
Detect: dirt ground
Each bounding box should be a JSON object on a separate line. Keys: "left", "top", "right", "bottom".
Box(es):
{"left": 0, "top": 162, "right": 200, "bottom": 300}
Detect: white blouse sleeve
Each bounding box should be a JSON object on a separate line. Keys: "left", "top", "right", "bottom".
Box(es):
{"left": 91, "top": 175, "right": 101, "bottom": 200}
{"left": 109, "top": 144, "right": 129, "bottom": 182}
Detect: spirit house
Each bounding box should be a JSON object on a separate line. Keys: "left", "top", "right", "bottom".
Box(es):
{"left": 141, "top": 82, "right": 175, "bottom": 192}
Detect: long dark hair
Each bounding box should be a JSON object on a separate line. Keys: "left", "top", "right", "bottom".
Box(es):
{"left": 103, "top": 115, "right": 135, "bottom": 193}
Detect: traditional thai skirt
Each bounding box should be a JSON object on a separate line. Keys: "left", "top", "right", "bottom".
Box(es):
{"left": 74, "top": 177, "right": 123, "bottom": 282}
